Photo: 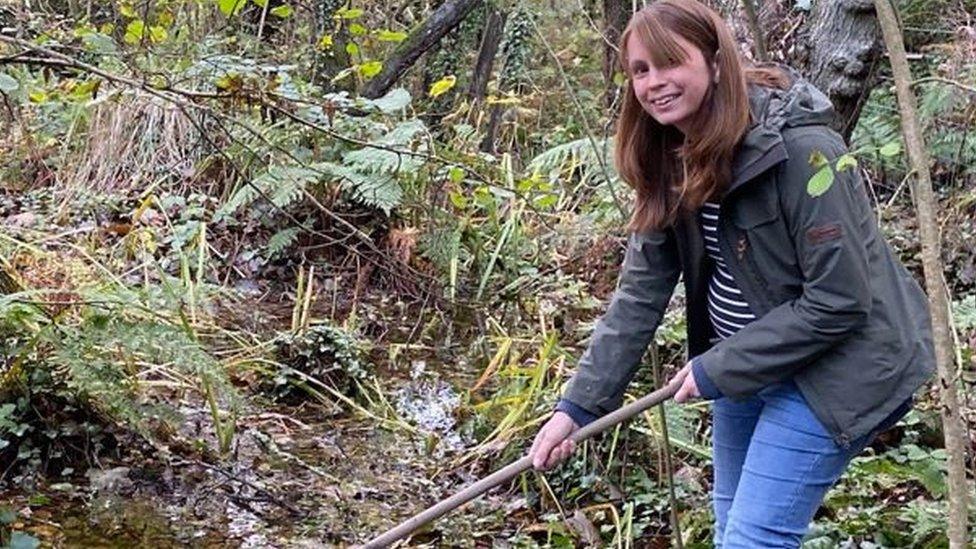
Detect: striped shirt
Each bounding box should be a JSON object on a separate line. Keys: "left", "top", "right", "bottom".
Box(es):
{"left": 700, "top": 202, "right": 757, "bottom": 339}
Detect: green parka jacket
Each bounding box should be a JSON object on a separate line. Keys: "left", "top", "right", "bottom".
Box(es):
{"left": 562, "top": 74, "right": 936, "bottom": 448}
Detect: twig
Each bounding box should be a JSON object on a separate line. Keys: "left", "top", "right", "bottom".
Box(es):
{"left": 178, "top": 458, "right": 303, "bottom": 516}
{"left": 649, "top": 347, "right": 684, "bottom": 549}
{"left": 911, "top": 76, "right": 976, "bottom": 95}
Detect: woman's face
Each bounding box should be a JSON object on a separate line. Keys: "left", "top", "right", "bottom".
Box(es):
{"left": 626, "top": 32, "right": 715, "bottom": 135}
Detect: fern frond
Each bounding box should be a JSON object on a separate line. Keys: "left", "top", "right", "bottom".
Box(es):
{"left": 268, "top": 165, "right": 320, "bottom": 209}
{"left": 266, "top": 227, "right": 301, "bottom": 258}
{"left": 527, "top": 136, "right": 619, "bottom": 188}
{"left": 341, "top": 119, "right": 428, "bottom": 175}
{"left": 312, "top": 162, "right": 403, "bottom": 214}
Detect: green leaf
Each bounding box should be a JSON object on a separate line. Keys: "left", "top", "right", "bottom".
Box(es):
{"left": 428, "top": 75, "right": 456, "bottom": 98}
{"left": 0, "top": 73, "right": 19, "bottom": 93}
{"left": 82, "top": 32, "right": 117, "bottom": 54}
{"left": 317, "top": 34, "right": 333, "bottom": 50}
{"left": 345, "top": 42, "right": 359, "bottom": 56}
{"left": 269, "top": 4, "right": 292, "bottom": 18}
{"left": 375, "top": 29, "right": 408, "bottom": 42}
{"left": 349, "top": 23, "right": 367, "bottom": 36}
{"left": 28, "top": 89, "right": 48, "bottom": 103}
{"left": 217, "top": 0, "right": 246, "bottom": 17}
{"left": 337, "top": 7, "right": 364, "bottom": 19}
{"left": 9, "top": 532, "right": 41, "bottom": 549}
{"left": 807, "top": 149, "right": 829, "bottom": 169}
{"left": 953, "top": 295, "right": 976, "bottom": 331}
{"left": 449, "top": 167, "right": 465, "bottom": 183}
{"left": 534, "top": 194, "right": 558, "bottom": 209}
{"left": 835, "top": 154, "right": 857, "bottom": 172}
{"left": 123, "top": 19, "right": 145, "bottom": 44}
{"left": 252, "top": 0, "right": 266, "bottom": 6}
{"left": 149, "top": 25, "right": 168, "bottom": 43}
{"left": 449, "top": 191, "right": 468, "bottom": 209}
{"left": 879, "top": 142, "right": 901, "bottom": 157}
{"left": 370, "top": 88, "right": 411, "bottom": 113}
{"left": 807, "top": 165, "right": 835, "bottom": 197}
{"left": 358, "top": 61, "right": 382, "bottom": 79}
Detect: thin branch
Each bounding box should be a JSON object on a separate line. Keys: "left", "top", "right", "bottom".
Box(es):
{"left": 911, "top": 76, "right": 976, "bottom": 95}
{"left": 528, "top": 17, "right": 627, "bottom": 220}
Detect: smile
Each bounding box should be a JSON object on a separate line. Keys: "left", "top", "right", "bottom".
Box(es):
{"left": 650, "top": 93, "right": 680, "bottom": 107}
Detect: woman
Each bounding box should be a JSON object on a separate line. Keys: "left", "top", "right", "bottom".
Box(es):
{"left": 528, "top": 1, "right": 935, "bottom": 547}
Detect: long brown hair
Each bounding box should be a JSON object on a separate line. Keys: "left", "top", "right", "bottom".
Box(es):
{"left": 615, "top": 0, "right": 787, "bottom": 232}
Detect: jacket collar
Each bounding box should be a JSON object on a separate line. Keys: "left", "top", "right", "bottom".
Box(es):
{"left": 726, "top": 70, "right": 835, "bottom": 195}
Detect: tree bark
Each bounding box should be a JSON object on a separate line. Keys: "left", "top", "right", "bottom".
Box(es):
{"left": 874, "top": 1, "right": 970, "bottom": 546}
{"left": 362, "top": 0, "right": 483, "bottom": 99}
{"left": 312, "top": 0, "right": 353, "bottom": 93}
{"left": 602, "top": 0, "right": 630, "bottom": 108}
{"left": 467, "top": 7, "right": 506, "bottom": 102}
{"left": 801, "top": 0, "right": 882, "bottom": 140}
{"left": 741, "top": 0, "right": 767, "bottom": 61}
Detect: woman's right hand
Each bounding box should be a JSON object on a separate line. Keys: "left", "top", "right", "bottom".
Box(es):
{"left": 529, "top": 411, "right": 579, "bottom": 471}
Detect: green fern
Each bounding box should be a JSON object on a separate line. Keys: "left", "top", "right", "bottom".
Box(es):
{"left": 527, "top": 135, "right": 620, "bottom": 189}
{"left": 266, "top": 227, "right": 301, "bottom": 258}
{"left": 342, "top": 119, "right": 428, "bottom": 175}
{"left": 49, "top": 318, "right": 233, "bottom": 435}
{"left": 217, "top": 164, "right": 321, "bottom": 221}
{"left": 312, "top": 161, "right": 403, "bottom": 214}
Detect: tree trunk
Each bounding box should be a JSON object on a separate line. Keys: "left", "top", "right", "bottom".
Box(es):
{"left": 467, "top": 7, "right": 506, "bottom": 102}
{"left": 362, "top": 0, "right": 483, "bottom": 99}
{"left": 741, "top": 0, "right": 767, "bottom": 61}
{"left": 801, "top": 0, "right": 882, "bottom": 140}
{"left": 874, "top": 1, "right": 970, "bottom": 546}
{"left": 602, "top": 0, "right": 630, "bottom": 108}
{"left": 312, "top": 0, "right": 353, "bottom": 93}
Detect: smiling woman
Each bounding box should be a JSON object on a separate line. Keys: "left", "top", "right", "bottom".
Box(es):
{"left": 625, "top": 30, "right": 714, "bottom": 133}
{"left": 528, "top": 1, "right": 936, "bottom": 548}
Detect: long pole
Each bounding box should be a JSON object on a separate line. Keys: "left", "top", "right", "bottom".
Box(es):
{"left": 364, "top": 382, "right": 681, "bottom": 547}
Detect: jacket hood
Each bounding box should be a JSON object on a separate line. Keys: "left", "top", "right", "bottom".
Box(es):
{"left": 729, "top": 66, "right": 835, "bottom": 192}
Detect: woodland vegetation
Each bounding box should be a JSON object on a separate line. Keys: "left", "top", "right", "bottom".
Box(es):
{"left": 0, "top": 0, "right": 974, "bottom": 546}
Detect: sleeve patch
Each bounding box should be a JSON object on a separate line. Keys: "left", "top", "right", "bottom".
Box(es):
{"left": 806, "top": 222, "right": 843, "bottom": 245}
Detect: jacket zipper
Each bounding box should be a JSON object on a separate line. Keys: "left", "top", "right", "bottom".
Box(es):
{"left": 715, "top": 207, "right": 855, "bottom": 448}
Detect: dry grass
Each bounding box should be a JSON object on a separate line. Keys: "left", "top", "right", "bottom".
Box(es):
{"left": 59, "top": 89, "right": 211, "bottom": 197}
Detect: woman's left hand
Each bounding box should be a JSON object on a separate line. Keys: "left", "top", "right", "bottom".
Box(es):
{"left": 669, "top": 362, "right": 701, "bottom": 403}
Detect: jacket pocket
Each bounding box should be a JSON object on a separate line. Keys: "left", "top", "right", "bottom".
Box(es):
{"left": 730, "top": 185, "right": 780, "bottom": 229}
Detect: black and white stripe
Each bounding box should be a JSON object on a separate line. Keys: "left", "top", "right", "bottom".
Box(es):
{"left": 700, "top": 202, "right": 757, "bottom": 339}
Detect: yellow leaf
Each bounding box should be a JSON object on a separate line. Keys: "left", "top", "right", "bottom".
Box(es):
{"left": 270, "top": 4, "right": 292, "bottom": 17}
{"left": 808, "top": 149, "right": 829, "bottom": 169}
{"left": 123, "top": 19, "right": 145, "bottom": 44}
{"left": 428, "top": 75, "right": 456, "bottom": 98}
{"left": 359, "top": 61, "right": 383, "bottom": 79}
{"left": 149, "top": 25, "right": 168, "bottom": 43}
{"left": 318, "top": 34, "right": 333, "bottom": 50}
{"left": 336, "top": 7, "right": 364, "bottom": 19}
{"left": 217, "top": 0, "right": 246, "bottom": 17}
{"left": 28, "top": 89, "right": 48, "bottom": 103}
{"left": 375, "top": 30, "right": 407, "bottom": 42}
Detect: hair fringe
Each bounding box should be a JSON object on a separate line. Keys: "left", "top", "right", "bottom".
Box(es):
{"left": 614, "top": 0, "right": 788, "bottom": 233}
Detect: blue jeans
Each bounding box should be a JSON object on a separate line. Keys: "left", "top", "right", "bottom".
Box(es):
{"left": 710, "top": 380, "right": 909, "bottom": 548}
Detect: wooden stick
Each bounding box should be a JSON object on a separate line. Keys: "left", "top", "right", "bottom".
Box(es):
{"left": 364, "top": 381, "right": 681, "bottom": 547}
